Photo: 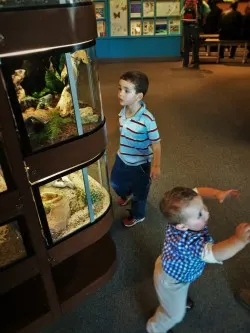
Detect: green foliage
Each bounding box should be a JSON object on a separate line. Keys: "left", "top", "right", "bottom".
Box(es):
{"left": 31, "top": 55, "right": 65, "bottom": 98}
{"left": 84, "top": 188, "right": 104, "bottom": 205}
{"left": 59, "top": 54, "right": 66, "bottom": 73}
{"left": 32, "top": 87, "right": 51, "bottom": 99}
{"left": 31, "top": 112, "right": 73, "bottom": 145}
{"left": 45, "top": 70, "right": 64, "bottom": 94}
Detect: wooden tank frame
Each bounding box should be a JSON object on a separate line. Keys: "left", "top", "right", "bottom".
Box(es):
{"left": 0, "top": 3, "right": 116, "bottom": 333}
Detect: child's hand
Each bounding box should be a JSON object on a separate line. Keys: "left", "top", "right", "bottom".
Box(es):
{"left": 150, "top": 166, "right": 160, "bottom": 180}
{"left": 235, "top": 223, "right": 250, "bottom": 244}
{"left": 216, "top": 189, "right": 240, "bottom": 203}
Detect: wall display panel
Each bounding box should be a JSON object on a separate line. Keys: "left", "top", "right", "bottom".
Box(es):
{"left": 143, "top": 19, "right": 155, "bottom": 35}
{"left": 156, "top": 1, "right": 180, "bottom": 17}
{"left": 110, "top": 0, "right": 128, "bottom": 36}
{"left": 143, "top": 1, "right": 155, "bottom": 17}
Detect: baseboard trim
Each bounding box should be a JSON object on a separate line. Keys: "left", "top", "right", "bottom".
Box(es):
{"left": 97, "top": 56, "right": 182, "bottom": 64}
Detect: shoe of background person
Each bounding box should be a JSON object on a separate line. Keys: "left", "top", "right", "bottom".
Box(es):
{"left": 191, "top": 63, "right": 200, "bottom": 70}
{"left": 235, "top": 289, "right": 250, "bottom": 311}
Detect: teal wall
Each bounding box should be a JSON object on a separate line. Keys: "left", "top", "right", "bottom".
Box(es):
{"left": 96, "top": 36, "right": 181, "bottom": 58}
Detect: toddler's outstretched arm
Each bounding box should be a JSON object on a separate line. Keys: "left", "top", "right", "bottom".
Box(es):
{"left": 196, "top": 187, "right": 240, "bottom": 203}
{"left": 212, "top": 223, "right": 250, "bottom": 261}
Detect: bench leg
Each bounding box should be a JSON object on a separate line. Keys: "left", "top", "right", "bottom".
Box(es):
{"left": 242, "top": 42, "right": 247, "bottom": 64}
{"left": 216, "top": 44, "right": 220, "bottom": 64}
{"left": 207, "top": 45, "right": 211, "bottom": 57}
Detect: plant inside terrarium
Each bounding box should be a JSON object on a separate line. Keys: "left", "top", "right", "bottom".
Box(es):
{"left": 11, "top": 50, "right": 100, "bottom": 151}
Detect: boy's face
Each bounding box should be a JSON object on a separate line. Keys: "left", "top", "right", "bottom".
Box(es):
{"left": 177, "top": 196, "right": 209, "bottom": 232}
{"left": 118, "top": 79, "right": 142, "bottom": 107}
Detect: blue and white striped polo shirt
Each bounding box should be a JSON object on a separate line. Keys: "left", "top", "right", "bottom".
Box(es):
{"left": 118, "top": 102, "right": 160, "bottom": 166}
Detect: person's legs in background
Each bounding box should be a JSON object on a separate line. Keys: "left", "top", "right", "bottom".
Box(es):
{"left": 229, "top": 45, "right": 237, "bottom": 58}
{"left": 191, "top": 25, "right": 200, "bottom": 68}
{"left": 183, "top": 23, "right": 191, "bottom": 67}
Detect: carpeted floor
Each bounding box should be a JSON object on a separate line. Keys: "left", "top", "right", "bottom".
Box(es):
{"left": 42, "top": 61, "right": 250, "bottom": 333}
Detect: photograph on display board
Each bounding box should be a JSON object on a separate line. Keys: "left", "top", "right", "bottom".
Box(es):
{"left": 130, "top": 1, "right": 142, "bottom": 17}
{"left": 97, "top": 21, "right": 106, "bottom": 37}
{"left": 110, "top": 0, "right": 128, "bottom": 36}
{"left": 143, "top": 20, "right": 155, "bottom": 35}
{"left": 95, "top": 2, "right": 105, "bottom": 19}
{"left": 143, "top": 1, "right": 155, "bottom": 17}
{"left": 155, "top": 19, "right": 168, "bottom": 35}
{"left": 169, "top": 20, "right": 180, "bottom": 34}
{"left": 156, "top": 1, "right": 180, "bottom": 17}
{"left": 130, "top": 20, "right": 142, "bottom": 35}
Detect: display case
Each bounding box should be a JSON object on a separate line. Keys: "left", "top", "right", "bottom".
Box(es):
{"left": 0, "top": 2, "right": 116, "bottom": 333}
{"left": 91, "top": 0, "right": 182, "bottom": 59}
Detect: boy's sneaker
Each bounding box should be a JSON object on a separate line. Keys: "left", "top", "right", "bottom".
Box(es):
{"left": 117, "top": 195, "right": 132, "bottom": 206}
{"left": 123, "top": 216, "right": 145, "bottom": 227}
{"left": 186, "top": 296, "right": 194, "bottom": 311}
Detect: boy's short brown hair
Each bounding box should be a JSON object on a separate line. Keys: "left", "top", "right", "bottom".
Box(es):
{"left": 120, "top": 71, "right": 149, "bottom": 96}
{"left": 160, "top": 187, "right": 198, "bottom": 224}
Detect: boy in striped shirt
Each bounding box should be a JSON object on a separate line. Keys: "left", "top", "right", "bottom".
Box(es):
{"left": 110, "top": 71, "right": 161, "bottom": 227}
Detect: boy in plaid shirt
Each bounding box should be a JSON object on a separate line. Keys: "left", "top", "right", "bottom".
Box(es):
{"left": 147, "top": 187, "right": 250, "bottom": 333}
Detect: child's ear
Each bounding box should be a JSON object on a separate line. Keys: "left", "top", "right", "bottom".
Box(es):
{"left": 136, "top": 92, "right": 143, "bottom": 101}
{"left": 176, "top": 223, "right": 188, "bottom": 231}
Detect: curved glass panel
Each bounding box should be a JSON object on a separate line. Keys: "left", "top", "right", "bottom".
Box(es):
{"left": 0, "top": 0, "right": 90, "bottom": 11}
{"left": 0, "top": 139, "right": 14, "bottom": 193}
{"left": 38, "top": 154, "right": 110, "bottom": 243}
{"left": 0, "top": 164, "right": 7, "bottom": 193}
{"left": 0, "top": 221, "right": 27, "bottom": 269}
{"left": 2, "top": 45, "right": 103, "bottom": 153}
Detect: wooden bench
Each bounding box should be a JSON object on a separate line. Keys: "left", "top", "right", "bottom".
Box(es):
{"left": 201, "top": 37, "right": 249, "bottom": 64}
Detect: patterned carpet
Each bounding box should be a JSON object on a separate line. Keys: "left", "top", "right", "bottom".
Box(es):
{"left": 42, "top": 61, "right": 250, "bottom": 333}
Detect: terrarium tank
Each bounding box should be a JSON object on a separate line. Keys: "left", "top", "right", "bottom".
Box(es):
{"left": 1, "top": 43, "right": 111, "bottom": 243}
{"left": 2, "top": 46, "right": 103, "bottom": 153}
{"left": 0, "top": 2, "right": 115, "bottom": 332}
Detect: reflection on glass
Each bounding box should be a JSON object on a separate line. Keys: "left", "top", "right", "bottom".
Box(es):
{"left": 9, "top": 47, "right": 102, "bottom": 151}
{"left": 0, "top": 164, "right": 7, "bottom": 193}
{"left": 0, "top": 1, "right": 90, "bottom": 10}
{"left": 39, "top": 156, "right": 110, "bottom": 242}
{"left": 0, "top": 0, "right": 58, "bottom": 10}
{"left": 0, "top": 222, "right": 26, "bottom": 268}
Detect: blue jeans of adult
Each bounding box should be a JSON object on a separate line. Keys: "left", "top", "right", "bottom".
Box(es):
{"left": 110, "top": 154, "right": 151, "bottom": 219}
{"left": 183, "top": 23, "right": 200, "bottom": 66}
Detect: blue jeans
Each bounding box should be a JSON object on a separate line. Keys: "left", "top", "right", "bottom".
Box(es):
{"left": 111, "top": 154, "right": 151, "bottom": 219}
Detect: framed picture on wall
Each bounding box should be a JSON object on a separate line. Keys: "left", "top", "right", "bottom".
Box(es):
{"left": 130, "top": 20, "right": 142, "bottom": 35}
{"left": 130, "top": 1, "right": 141, "bottom": 17}
{"left": 143, "top": 1, "right": 155, "bottom": 17}
{"left": 110, "top": 0, "right": 128, "bottom": 36}
{"left": 155, "top": 19, "right": 168, "bottom": 35}
{"left": 143, "top": 20, "right": 155, "bottom": 35}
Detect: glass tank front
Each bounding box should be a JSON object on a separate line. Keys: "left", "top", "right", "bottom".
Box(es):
{"left": 0, "top": 138, "right": 14, "bottom": 194}
{"left": 37, "top": 154, "right": 110, "bottom": 243}
{"left": 1, "top": 44, "right": 103, "bottom": 153}
{"left": 0, "top": 163, "right": 7, "bottom": 193}
{"left": 0, "top": 220, "right": 27, "bottom": 269}
{"left": 0, "top": 0, "right": 90, "bottom": 10}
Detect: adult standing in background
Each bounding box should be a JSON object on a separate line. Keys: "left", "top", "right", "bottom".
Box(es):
{"left": 182, "top": 0, "right": 210, "bottom": 69}
{"left": 219, "top": 1, "right": 243, "bottom": 59}
{"left": 242, "top": 2, "right": 250, "bottom": 59}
